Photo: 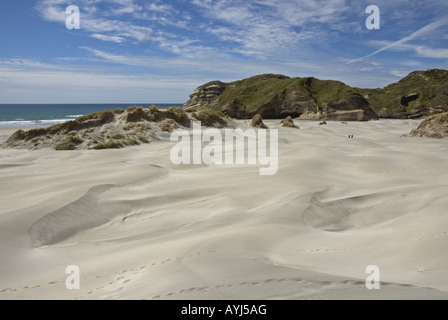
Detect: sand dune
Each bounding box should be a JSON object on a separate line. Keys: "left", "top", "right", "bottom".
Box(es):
{"left": 1, "top": 120, "right": 448, "bottom": 300}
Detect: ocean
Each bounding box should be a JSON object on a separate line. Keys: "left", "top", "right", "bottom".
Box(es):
{"left": 0, "top": 104, "right": 182, "bottom": 128}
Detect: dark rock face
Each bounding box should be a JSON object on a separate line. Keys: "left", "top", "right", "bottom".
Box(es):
{"left": 401, "top": 93, "right": 420, "bottom": 106}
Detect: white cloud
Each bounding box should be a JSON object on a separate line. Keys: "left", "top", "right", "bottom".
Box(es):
{"left": 189, "top": 0, "right": 354, "bottom": 57}
{"left": 36, "top": 0, "right": 153, "bottom": 43}
{"left": 354, "top": 18, "right": 448, "bottom": 61}
{"left": 366, "top": 40, "right": 448, "bottom": 59}
{"left": 91, "top": 34, "right": 125, "bottom": 43}
{"left": 390, "top": 70, "right": 409, "bottom": 78}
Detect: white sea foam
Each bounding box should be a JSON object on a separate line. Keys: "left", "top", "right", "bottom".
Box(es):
{"left": 0, "top": 119, "right": 70, "bottom": 127}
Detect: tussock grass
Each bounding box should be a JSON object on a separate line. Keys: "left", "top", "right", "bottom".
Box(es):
{"left": 193, "top": 108, "right": 226, "bottom": 127}
{"left": 55, "top": 136, "right": 84, "bottom": 151}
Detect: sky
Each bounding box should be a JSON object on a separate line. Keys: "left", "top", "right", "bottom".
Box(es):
{"left": 0, "top": 0, "right": 447, "bottom": 103}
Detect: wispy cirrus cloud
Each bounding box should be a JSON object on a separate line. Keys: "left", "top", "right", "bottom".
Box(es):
{"left": 367, "top": 40, "right": 448, "bottom": 60}
{"left": 357, "top": 18, "right": 448, "bottom": 61}
{"left": 91, "top": 34, "right": 125, "bottom": 43}
{"left": 191, "top": 0, "right": 354, "bottom": 57}
{"left": 36, "top": 0, "right": 154, "bottom": 43}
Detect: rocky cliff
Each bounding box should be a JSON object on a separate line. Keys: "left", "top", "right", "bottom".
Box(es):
{"left": 183, "top": 69, "right": 448, "bottom": 120}
{"left": 409, "top": 112, "right": 448, "bottom": 138}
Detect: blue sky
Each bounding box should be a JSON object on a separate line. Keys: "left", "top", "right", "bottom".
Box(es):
{"left": 0, "top": 0, "right": 447, "bottom": 103}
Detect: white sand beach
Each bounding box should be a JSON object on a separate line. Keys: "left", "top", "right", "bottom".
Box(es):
{"left": 1, "top": 119, "right": 448, "bottom": 300}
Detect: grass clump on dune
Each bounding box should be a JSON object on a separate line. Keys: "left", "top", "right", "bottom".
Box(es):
{"left": 165, "top": 107, "right": 189, "bottom": 126}
{"left": 56, "top": 136, "right": 84, "bottom": 151}
{"left": 91, "top": 133, "right": 149, "bottom": 150}
{"left": 77, "top": 110, "right": 115, "bottom": 124}
{"left": 126, "top": 106, "right": 147, "bottom": 122}
{"left": 148, "top": 105, "right": 160, "bottom": 122}
{"left": 136, "top": 135, "right": 149, "bottom": 143}
{"left": 193, "top": 108, "right": 227, "bottom": 127}
{"left": 92, "top": 139, "right": 123, "bottom": 150}
{"left": 111, "top": 133, "right": 126, "bottom": 140}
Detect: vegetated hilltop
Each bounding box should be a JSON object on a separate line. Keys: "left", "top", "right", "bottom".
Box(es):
{"left": 362, "top": 69, "right": 448, "bottom": 119}
{"left": 1, "top": 106, "right": 228, "bottom": 150}
{"left": 183, "top": 69, "right": 448, "bottom": 121}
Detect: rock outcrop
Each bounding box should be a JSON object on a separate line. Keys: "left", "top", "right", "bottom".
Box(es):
{"left": 183, "top": 81, "right": 226, "bottom": 109}
{"left": 409, "top": 112, "right": 448, "bottom": 138}
{"left": 183, "top": 69, "right": 448, "bottom": 120}
{"left": 281, "top": 116, "right": 298, "bottom": 128}
{"left": 251, "top": 114, "right": 268, "bottom": 129}
{"left": 183, "top": 74, "right": 378, "bottom": 121}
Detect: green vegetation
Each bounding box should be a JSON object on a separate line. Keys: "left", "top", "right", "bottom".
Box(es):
{"left": 165, "top": 107, "right": 189, "bottom": 125}
{"left": 55, "top": 135, "right": 84, "bottom": 151}
{"left": 188, "top": 69, "right": 448, "bottom": 119}
{"left": 185, "top": 107, "right": 197, "bottom": 113}
{"left": 77, "top": 110, "right": 115, "bottom": 124}
{"left": 91, "top": 133, "right": 149, "bottom": 150}
{"left": 281, "top": 116, "right": 298, "bottom": 128}
{"left": 126, "top": 106, "right": 147, "bottom": 122}
{"left": 161, "top": 119, "right": 178, "bottom": 132}
{"left": 426, "top": 111, "right": 448, "bottom": 123}
{"left": 213, "top": 74, "right": 298, "bottom": 114}
{"left": 111, "top": 134, "right": 126, "bottom": 140}
{"left": 361, "top": 69, "right": 448, "bottom": 117}
{"left": 300, "top": 77, "right": 360, "bottom": 106}
{"left": 193, "top": 108, "right": 227, "bottom": 127}
{"left": 136, "top": 135, "right": 149, "bottom": 143}
{"left": 251, "top": 114, "right": 268, "bottom": 128}
{"left": 92, "top": 140, "right": 122, "bottom": 150}
{"left": 190, "top": 74, "right": 368, "bottom": 119}
{"left": 409, "top": 111, "right": 448, "bottom": 138}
